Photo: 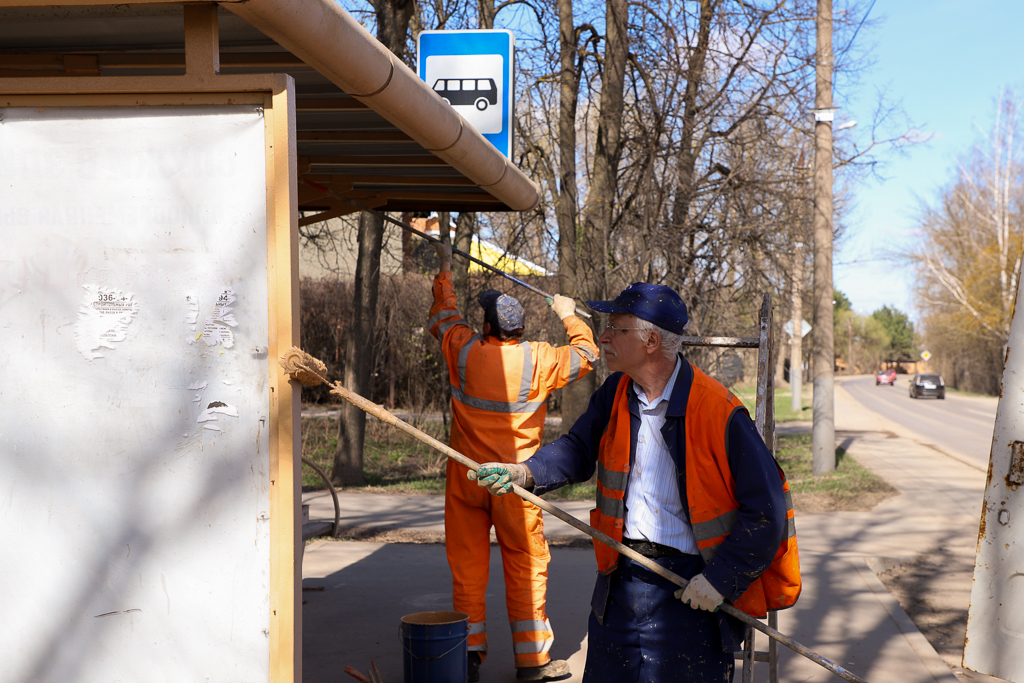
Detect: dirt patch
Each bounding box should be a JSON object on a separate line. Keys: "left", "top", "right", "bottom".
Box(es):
{"left": 875, "top": 550, "right": 1009, "bottom": 683}
{"left": 791, "top": 490, "right": 895, "bottom": 513}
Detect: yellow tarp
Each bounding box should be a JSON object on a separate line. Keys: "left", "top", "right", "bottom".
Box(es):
{"left": 468, "top": 237, "right": 549, "bottom": 276}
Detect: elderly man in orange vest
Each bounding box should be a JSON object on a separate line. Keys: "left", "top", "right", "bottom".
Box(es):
{"left": 470, "top": 282, "right": 799, "bottom": 683}
{"left": 428, "top": 242, "right": 600, "bottom": 682}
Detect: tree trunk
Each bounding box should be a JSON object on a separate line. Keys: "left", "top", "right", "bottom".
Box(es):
{"left": 579, "top": 0, "right": 628, "bottom": 307}
{"left": 453, "top": 211, "right": 474, "bottom": 310}
{"left": 669, "top": 0, "right": 716, "bottom": 289}
{"left": 554, "top": 0, "right": 592, "bottom": 434}
{"left": 332, "top": 211, "right": 385, "bottom": 485}
{"left": 330, "top": 0, "right": 414, "bottom": 485}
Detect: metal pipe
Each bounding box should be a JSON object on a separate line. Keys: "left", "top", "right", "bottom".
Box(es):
{"left": 301, "top": 179, "right": 591, "bottom": 318}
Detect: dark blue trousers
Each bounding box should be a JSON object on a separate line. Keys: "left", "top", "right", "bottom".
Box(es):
{"left": 583, "top": 554, "right": 735, "bottom": 683}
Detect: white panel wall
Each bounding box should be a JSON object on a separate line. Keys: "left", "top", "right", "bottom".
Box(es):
{"left": 0, "top": 105, "right": 272, "bottom": 683}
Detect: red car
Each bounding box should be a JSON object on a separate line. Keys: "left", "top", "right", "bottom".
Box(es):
{"left": 876, "top": 368, "right": 897, "bottom": 385}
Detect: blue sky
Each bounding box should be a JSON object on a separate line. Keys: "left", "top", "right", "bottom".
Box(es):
{"left": 836, "top": 0, "right": 1024, "bottom": 320}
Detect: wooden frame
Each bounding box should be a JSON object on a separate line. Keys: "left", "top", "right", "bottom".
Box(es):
{"left": 1, "top": 9, "right": 302, "bottom": 679}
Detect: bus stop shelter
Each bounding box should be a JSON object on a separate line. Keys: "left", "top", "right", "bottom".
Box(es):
{"left": 0, "top": 4, "right": 539, "bottom": 682}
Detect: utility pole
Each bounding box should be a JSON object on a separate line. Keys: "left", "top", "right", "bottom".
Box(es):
{"left": 812, "top": 0, "right": 835, "bottom": 475}
{"left": 790, "top": 242, "right": 804, "bottom": 414}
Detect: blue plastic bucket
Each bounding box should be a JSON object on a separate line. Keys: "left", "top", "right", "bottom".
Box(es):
{"left": 400, "top": 611, "right": 469, "bottom": 683}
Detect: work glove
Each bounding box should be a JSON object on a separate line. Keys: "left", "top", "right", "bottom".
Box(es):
{"left": 468, "top": 462, "right": 532, "bottom": 496}
{"left": 549, "top": 294, "right": 576, "bottom": 320}
{"left": 674, "top": 573, "right": 725, "bottom": 612}
{"left": 435, "top": 242, "right": 453, "bottom": 264}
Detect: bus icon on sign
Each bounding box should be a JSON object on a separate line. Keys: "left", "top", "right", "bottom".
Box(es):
{"left": 418, "top": 30, "right": 513, "bottom": 152}
{"left": 432, "top": 78, "right": 498, "bottom": 111}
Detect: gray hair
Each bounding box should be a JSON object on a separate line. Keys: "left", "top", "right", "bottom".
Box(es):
{"left": 634, "top": 317, "right": 684, "bottom": 359}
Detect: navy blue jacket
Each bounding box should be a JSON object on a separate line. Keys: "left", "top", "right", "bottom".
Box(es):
{"left": 526, "top": 357, "right": 787, "bottom": 603}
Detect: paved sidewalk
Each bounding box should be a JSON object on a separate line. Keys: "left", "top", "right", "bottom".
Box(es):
{"left": 302, "top": 378, "right": 991, "bottom": 683}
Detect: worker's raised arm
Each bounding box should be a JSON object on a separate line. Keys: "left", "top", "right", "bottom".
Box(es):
{"left": 531, "top": 294, "right": 599, "bottom": 390}
{"left": 427, "top": 245, "right": 475, "bottom": 355}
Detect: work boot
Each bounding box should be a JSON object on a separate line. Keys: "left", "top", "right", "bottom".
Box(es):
{"left": 467, "top": 651, "right": 482, "bottom": 683}
{"left": 516, "top": 659, "right": 570, "bottom": 681}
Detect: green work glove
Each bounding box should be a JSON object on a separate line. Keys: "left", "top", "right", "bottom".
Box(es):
{"left": 468, "top": 463, "right": 531, "bottom": 496}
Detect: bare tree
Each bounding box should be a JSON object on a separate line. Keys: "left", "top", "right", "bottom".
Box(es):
{"left": 911, "top": 90, "right": 1024, "bottom": 394}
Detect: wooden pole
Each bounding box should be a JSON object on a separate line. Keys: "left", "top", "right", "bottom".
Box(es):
{"left": 812, "top": 0, "right": 836, "bottom": 474}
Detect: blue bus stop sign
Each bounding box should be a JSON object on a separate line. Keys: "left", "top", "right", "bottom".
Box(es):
{"left": 417, "top": 30, "right": 515, "bottom": 157}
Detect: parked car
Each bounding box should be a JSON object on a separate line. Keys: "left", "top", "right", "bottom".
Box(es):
{"left": 876, "top": 368, "right": 897, "bottom": 385}
{"left": 909, "top": 373, "right": 945, "bottom": 399}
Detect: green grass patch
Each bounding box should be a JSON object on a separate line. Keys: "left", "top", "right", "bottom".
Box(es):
{"left": 301, "top": 415, "right": 449, "bottom": 493}
{"left": 541, "top": 480, "right": 597, "bottom": 501}
{"left": 732, "top": 382, "right": 812, "bottom": 423}
{"left": 775, "top": 433, "right": 897, "bottom": 512}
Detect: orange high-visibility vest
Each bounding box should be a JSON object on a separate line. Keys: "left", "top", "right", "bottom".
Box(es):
{"left": 591, "top": 370, "right": 800, "bottom": 618}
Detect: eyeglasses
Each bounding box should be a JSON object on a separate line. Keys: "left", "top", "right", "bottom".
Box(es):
{"left": 604, "top": 323, "right": 644, "bottom": 335}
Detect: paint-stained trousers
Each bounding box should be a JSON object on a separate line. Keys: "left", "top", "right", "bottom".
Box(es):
{"left": 584, "top": 553, "right": 734, "bottom": 683}
{"left": 444, "top": 459, "right": 554, "bottom": 669}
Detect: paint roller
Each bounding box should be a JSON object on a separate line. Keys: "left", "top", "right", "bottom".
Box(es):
{"left": 280, "top": 347, "right": 869, "bottom": 683}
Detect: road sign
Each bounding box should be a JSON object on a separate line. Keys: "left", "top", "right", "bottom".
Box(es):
{"left": 921, "top": 350, "right": 932, "bottom": 361}
{"left": 783, "top": 319, "right": 812, "bottom": 338}
{"left": 417, "top": 30, "right": 515, "bottom": 157}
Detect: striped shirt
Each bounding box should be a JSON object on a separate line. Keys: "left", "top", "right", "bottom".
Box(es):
{"left": 623, "top": 357, "right": 700, "bottom": 555}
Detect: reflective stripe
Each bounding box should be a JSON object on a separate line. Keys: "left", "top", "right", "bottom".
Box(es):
{"left": 784, "top": 489, "right": 794, "bottom": 512}
{"left": 597, "top": 461, "right": 628, "bottom": 492}
{"left": 567, "top": 348, "right": 581, "bottom": 383}
{"left": 513, "top": 639, "right": 553, "bottom": 655}
{"left": 450, "top": 385, "right": 545, "bottom": 414}
{"left": 468, "top": 643, "right": 488, "bottom": 652}
{"left": 437, "top": 319, "right": 466, "bottom": 337}
{"left": 785, "top": 516, "right": 796, "bottom": 540}
{"left": 456, "top": 334, "right": 483, "bottom": 390}
{"left": 512, "top": 618, "right": 550, "bottom": 633}
{"left": 518, "top": 342, "right": 533, "bottom": 403}
{"left": 427, "top": 309, "right": 457, "bottom": 330}
{"left": 469, "top": 622, "right": 487, "bottom": 635}
{"left": 596, "top": 490, "right": 624, "bottom": 519}
{"left": 692, "top": 509, "right": 737, "bottom": 542}
{"left": 571, "top": 344, "right": 597, "bottom": 363}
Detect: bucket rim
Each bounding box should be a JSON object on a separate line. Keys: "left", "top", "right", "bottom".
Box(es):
{"left": 400, "top": 610, "right": 469, "bottom": 626}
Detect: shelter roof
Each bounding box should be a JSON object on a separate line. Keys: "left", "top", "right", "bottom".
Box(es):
{"left": 0, "top": 2, "right": 540, "bottom": 222}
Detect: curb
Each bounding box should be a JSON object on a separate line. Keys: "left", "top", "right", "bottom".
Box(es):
{"left": 856, "top": 558, "right": 961, "bottom": 683}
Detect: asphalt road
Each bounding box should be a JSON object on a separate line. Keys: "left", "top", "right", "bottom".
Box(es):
{"left": 841, "top": 375, "right": 998, "bottom": 470}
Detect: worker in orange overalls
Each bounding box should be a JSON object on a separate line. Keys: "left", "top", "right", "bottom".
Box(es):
{"left": 428, "top": 242, "right": 599, "bottom": 682}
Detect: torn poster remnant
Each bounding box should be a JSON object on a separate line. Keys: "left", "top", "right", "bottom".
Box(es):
{"left": 197, "top": 400, "right": 239, "bottom": 424}
{"left": 199, "top": 288, "right": 238, "bottom": 348}
{"left": 75, "top": 285, "right": 139, "bottom": 360}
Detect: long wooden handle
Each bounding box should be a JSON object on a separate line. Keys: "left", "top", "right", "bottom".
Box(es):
{"left": 323, "top": 381, "right": 867, "bottom": 683}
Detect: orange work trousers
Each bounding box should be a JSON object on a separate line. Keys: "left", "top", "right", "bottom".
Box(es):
{"left": 445, "top": 458, "right": 555, "bottom": 669}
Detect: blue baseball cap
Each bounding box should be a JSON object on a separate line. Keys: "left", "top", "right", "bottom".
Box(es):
{"left": 477, "top": 289, "right": 525, "bottom": 332}
{"left": 587, "top": 283, "right": 689, "bottom": 334}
